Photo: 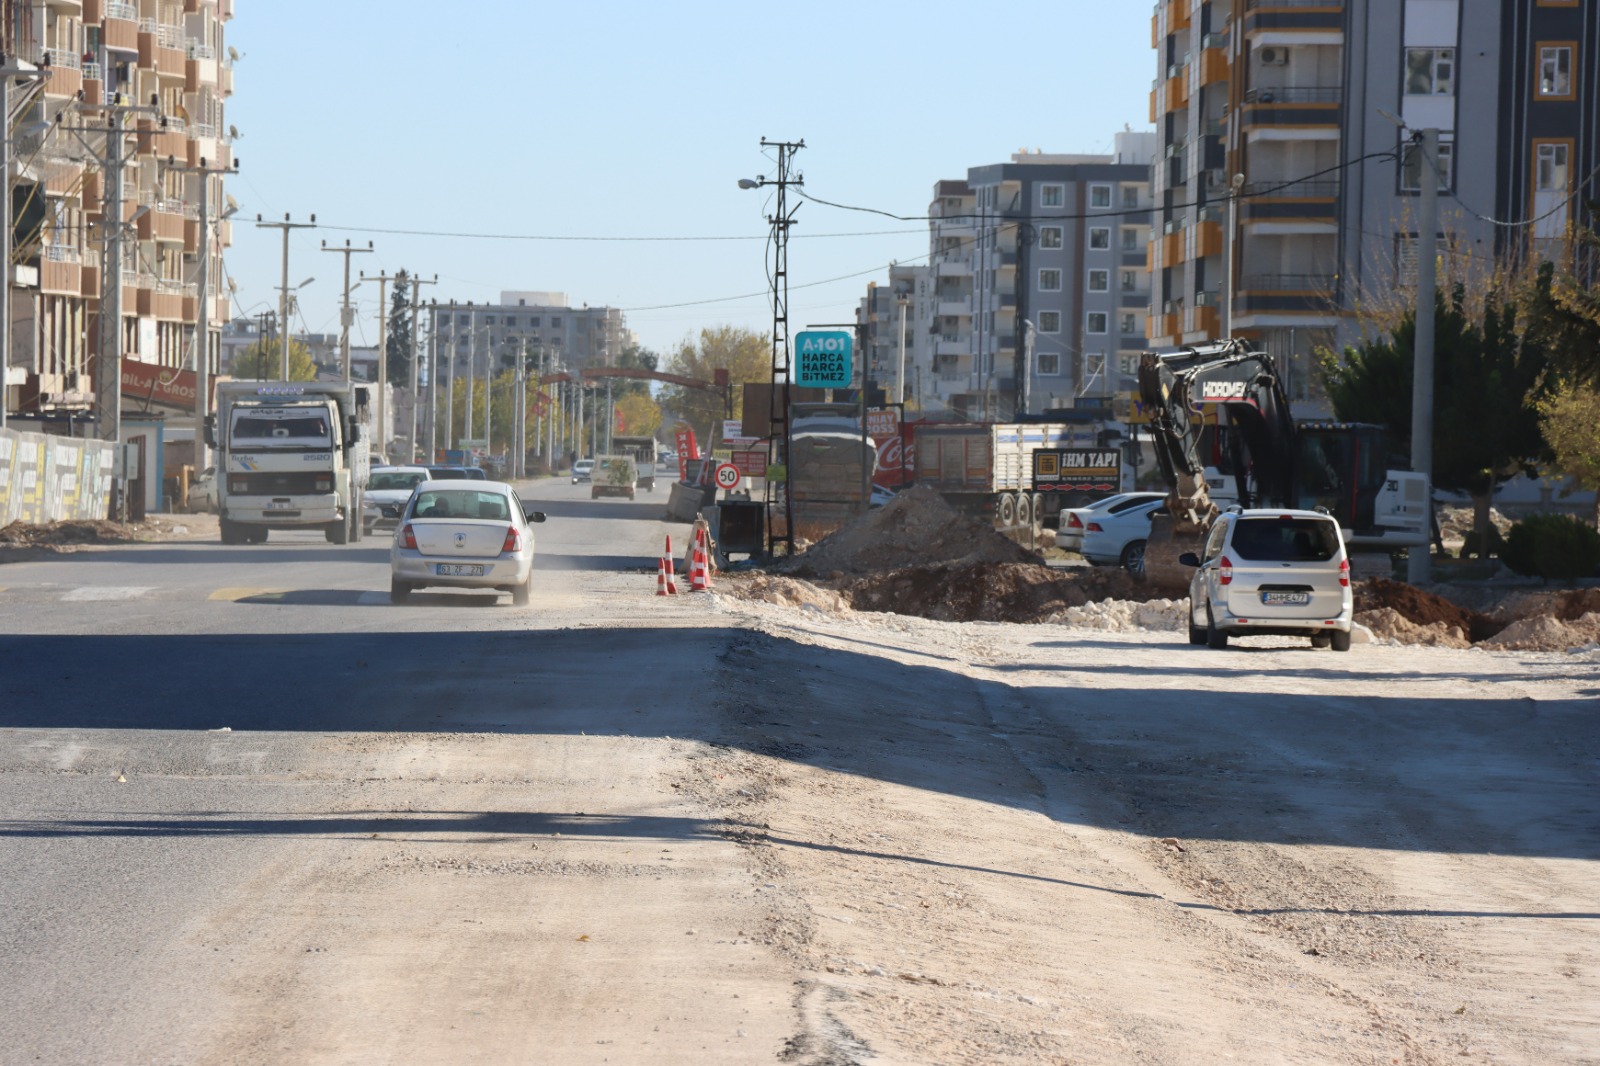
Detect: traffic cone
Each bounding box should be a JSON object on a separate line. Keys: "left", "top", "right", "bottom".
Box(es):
{"left": 696, "top": 527, "right": 715, "bottom": 590}
{"left": 689, "top": 530, "right": 712, "bottom": 593}
{"left": 656, "top": 536, "right": 678, "bottom": 596}
{"left": 656, "top": 556, "right": 669, "bottom": 596}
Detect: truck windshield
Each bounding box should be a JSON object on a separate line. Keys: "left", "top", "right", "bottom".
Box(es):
{"left": 230, "top": 409, "right": 334, "bottom": 449}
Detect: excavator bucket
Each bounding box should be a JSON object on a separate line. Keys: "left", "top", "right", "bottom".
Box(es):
{"left": 1142, "top": 511, "right": 1206, "bottom": 593}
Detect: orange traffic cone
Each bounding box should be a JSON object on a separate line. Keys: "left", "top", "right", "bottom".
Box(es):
{"left": 656, "top": 536, "right": 678, "bottom": 596}
{"left": 689, "top": 530, "right": 712, "bottom": 593}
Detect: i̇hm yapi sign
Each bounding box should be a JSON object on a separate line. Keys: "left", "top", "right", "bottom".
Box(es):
{"left": 794, "top": 331, "right": 853, "bottom": 389}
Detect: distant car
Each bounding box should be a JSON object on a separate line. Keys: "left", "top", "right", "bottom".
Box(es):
{"left": 362, "top": 465, "right": 431, "bottom": 535}
{"left": 188, "top": 466, "right": 217, "bottom": 513}
{"left": 1078, "top": 496, "right": 1166, "bottom": 576}
{"left": 427, "top": 465, "right": 487, "bottom": 481}
{"left": 870, "top": 484, "right": 898, "bottom": 508}
{"left": 1056, "top": 492, "right": 1165, "bottom": 553}
{"left": 389, "top": 479, "right": 546, "bottom": 606}
{"left": 1183, "top": 508, "right": 1353, "bottom": 651}
{"left": 571, "top": 459, "right": 596, "bottom": 483}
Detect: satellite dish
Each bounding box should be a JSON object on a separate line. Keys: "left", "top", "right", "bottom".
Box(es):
{"left": 227, "top": 47, "right": 240, "bottom": 62}
{"left": 228, "top": 124, "right": 240, "bottom": 140}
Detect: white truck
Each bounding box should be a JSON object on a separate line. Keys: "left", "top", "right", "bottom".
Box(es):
{"left": 205, "top": 382, "right": 372, "bottom": 545}
{"left": 610, "top": 435, "right": 659, "bottom": 492}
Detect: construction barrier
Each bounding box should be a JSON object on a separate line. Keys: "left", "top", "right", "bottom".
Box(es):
{"left": 0, "top": 428, "right": 117, "bottom": 526}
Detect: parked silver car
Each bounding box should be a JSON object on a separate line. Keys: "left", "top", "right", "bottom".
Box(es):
{"left": 1182, "top": 508, "right": 1353, "bottom": 650}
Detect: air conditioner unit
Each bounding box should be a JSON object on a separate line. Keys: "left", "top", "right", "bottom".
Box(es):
{"left": 1259, "top": 47, "right": 1289, "bottom": 65}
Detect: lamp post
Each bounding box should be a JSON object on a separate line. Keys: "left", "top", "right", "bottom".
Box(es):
{"left": 255, "top": 213, "right": 316, "bottom": 379}
{"left": 1225, "top": 172, "right": 1245, "bottom": 338}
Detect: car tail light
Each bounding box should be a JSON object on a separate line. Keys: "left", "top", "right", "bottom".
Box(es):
{"left": 1218, "top": 556, "right": 1234, "bottom": 585}
{"left": 1067, "top": 514, "right": 1084, "bottom": 530}
{"left": 1338, "top": 558, "right": 1350, "bottom": 587}
{"left": 314, "top": 476, "right": 332, "bottom": 492}
{"left": 1085, "top": 521, "right": 1104, "bottom": 533}
{"left": 400, "top": 524, "right": 417, "bottom": 550}
{"left": 501, "top": 525, "right": 522, "bottom": 554}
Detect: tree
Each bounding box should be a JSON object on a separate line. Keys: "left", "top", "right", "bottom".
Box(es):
{"left": 660, "top": 325, "right": 769, "bottom": 442}
{"left": 1535, "top": 382, "right": 1600, "bottom": 530}
{"left": 386, "top": 270, "right": 412, "bottom": 386}
{"left": 613, "top": 343, "right": 661, "bottom": 400}
{"left": 1317, "top": 286, "right": 1549, "bottom": 552}
{"left": 231, "top": 337, "right": 317, "bottom": 381}
{"left": 615, "top": 392, "right": 662, "bottom": 437}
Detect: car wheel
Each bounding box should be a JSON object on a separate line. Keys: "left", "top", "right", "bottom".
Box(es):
{"left": 1311, "top": 632, "right": 1333, "bottom": 649}
{"left": 248, "top": 528, "right": 268, "bottom": 544}
{"left": 511, "top": 572, "right": 531, "bottom": 606}
{"left": 1206, "top": 606, "right": 1229, "bottom": 649}
{"left": 1330, "top": 629, "right": 1352, "bottom": 652}
{"left": 220, "top": 518, "right": 241, "bottom": 545}
{"left": 1121, "top": 539, "right": 1147, "bottom": 581}
{"left": 1188, "top": 606, "right": 1207, "bottom": 646}
{"left": 390, "top": 578, "right": 412, "bottom": 604}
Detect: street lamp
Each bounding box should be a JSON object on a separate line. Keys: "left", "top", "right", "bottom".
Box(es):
{"left": 1225, "top": 172, "right": 1245, "bottom": 338}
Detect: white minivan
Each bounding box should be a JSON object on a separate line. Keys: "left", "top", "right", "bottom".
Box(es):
{"left": 1182, "top": 508, "right": 1354, "bottom": 651}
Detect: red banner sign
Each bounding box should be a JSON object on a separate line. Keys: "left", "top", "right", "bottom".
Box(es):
{"left": 674, "top": 424, "right": 699, "bottom": 483}
{"left": 121, "top": 359, "right": 201, "bottom": 412}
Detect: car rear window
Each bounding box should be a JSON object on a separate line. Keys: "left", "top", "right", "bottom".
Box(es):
{"left": 1229, "top": 517, "right": 1340, "bottom": 562}
{"left": 412, "top": 490, "right": 512, "bottom": 520}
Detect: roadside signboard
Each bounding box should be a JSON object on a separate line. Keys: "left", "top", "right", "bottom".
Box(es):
{"left": 714, "top": 462, "right": 742, "bottom": 491}
{"left": 1032, "top": 449, "right": 1122, "bottom": 494}
{"left": 731, "top": 449, "right": 768, "bottom": 477}
{"left": 794, "top": 331, "right": 853, "bottom": 388}
{"left": 866, "top": 407, "right": 899, "bottom": 437}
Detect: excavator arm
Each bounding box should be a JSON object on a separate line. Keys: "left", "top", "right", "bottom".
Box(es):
{"left": 1136, "top": 339, "right": 1297, "bottom": 586}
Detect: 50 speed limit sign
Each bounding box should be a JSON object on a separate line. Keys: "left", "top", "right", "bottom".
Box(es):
{"left": 714, "top": 462, "right": 742, "bottom": 491}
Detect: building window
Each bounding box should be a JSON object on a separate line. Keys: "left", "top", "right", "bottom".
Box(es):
{"left": 1121, "top": 227, "right": 1140, "bottom": 251}
{"left": 1040, "top": 184, "right": 1065, "bottom": 208}
{"left": 1039, "top": 226, "right": 1063, "bottom": 249}
{"left": 1404, "top": 48, "right": 1456, "bottom": 95}
{"left": 1400, "top": 138, "right": 1455, "bottom": 192}
{"left": 1537, "top": 44, "right": 1574, "bottom": 99}
{"left": 1039, "top": 268, "right": 1062, "bottom": 291}
{"left": 1088, "top": 269, "right": 1110, "bottom": 292}
{"left": 1119, "top": 312, "right": 1138, "bottom": 335}
{"left": 1038, "top": 311, "right": 1061, "bottom": 333}
{"left": 1089, "top": 184, "right": 1112, "bottom": 209}
{"left": 486, "top": 315, "right": 495, "bottom": 325}
{"left": 1089, "top": 227, "right": 1111, "bottom": 250}
{"left": 437, "top": 314, "right": 451, "bottom": 327}
{"left": 504, "top": 317, "right": 517, "bottom": 328}
{"left": 1118, "top": 352, "right": 1141, "bottom": 376}
{"left": 1536, "top": 141, "right": 1571, "bottom": 190}
{"left": 1087, "top": 312, "right": 1109, "bottom": 334}
{"left": 551, "top": 317, "right": 562, "bottom": 327}
{"left": 1121, "top": 270, "right": 1138, "bottom": 292}
{"left": 530, "top": 316, "right": 541, "bottom": 327}
{"left": 1037, "top": 352, "right": 1062, "bottom": 376}
{"left": 1121, "top": 185, "right": 1140, "bottom": 208}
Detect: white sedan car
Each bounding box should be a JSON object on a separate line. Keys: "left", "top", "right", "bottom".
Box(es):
{"left": 362, "top": 465, "right": 431, "bottom": 535}
{"left": 1056, "top": 492, "right": 1165, "bottom": 553}
{"left": 389, "top": 480, "right": 546, "bottom": 605}
{"left": 1078, "top": 496, "right": 1166, "bottom": 575}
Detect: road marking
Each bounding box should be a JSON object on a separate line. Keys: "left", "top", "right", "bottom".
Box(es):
{"left": 61, "top": 586, "right": 154, "bottom": 601}
{"left": 356, "top": 591, "right": 390, "bottom": 606}
{"left": 208, "top": 587, "right": 289, "bottom": 602}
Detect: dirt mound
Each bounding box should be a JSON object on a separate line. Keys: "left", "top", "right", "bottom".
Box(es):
{"left": 1488, "top": 587, "right": 1600, "bottom": 624}
{"left": 1355, "top": 607, "right": 1473, "bottom": 649}
{"left": 1047, "top": 598, "right": 1187, "bottom": 632}
{"left": 837, "top": 561, "right": 1163, "bottom": 624}
{"left": 723, "top": 574, "right": 851, "bottom": 615}
{"left": 1479, "top": 612, "right": 1600, "bottom": 652}
{"left": 1353, "top": 578, "right": 1505, "bottom": 642}
{"left": 781, "top": 486, "right": 1035, "bottom": 576}
{"left": 0, "top": 519, "right": 141, "bottom": 547}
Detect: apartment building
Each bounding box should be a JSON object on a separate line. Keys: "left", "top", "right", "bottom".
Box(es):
{"left": 432, "top": 292, "right": 630, "bottom": 383}
{"left": 1151, "top": 0, "right": 1599, "bottom": 405}
{"left": 3, "top": 0, "right": 236, "bottom": 422}
{"left": 857, "top": 263, "right": 930, "bottom": 408}
{"left": 927, "top": 133, "right": 1156, "bottom": 420}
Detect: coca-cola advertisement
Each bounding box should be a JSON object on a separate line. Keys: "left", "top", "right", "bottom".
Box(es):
{"left": 871, "top": 418, "right": 916, "bottom": 491}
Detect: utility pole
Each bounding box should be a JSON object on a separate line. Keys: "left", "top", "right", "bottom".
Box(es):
{"left": 0, "top": 64, "right": 48, "bottom": 431}
{"left": 168, "top": 156, "right": 239, "bottom": 472}
{"left": 1021, "top": 319, "right": 1035, "bottom": 418}
{"left": 604, "top": 376, "right": 613, "bottom": 455}
{"left": 895, "top": 293, "right": 909, "bottom": 407}
{"left": 463, "top": 303, "right": 476, "bottom": 452}
{"left": 321, "top": 239, "right": 372, "bottom": 381}
{"left": 1226, "top": 172, "right": 1245, "bottom": 338}
{"left": 443, "top": 302, "right": 455, "bottom": 455}
{"left": 362, "top": 269, "right": 398, "bottom": 461}
{"left": 406, "top": 274, "right": 437, "bottom": 462}
{"left": 1407, "top": 127, "right": 1440, "bottom": 585}
{"left": 740, "top": 137, "right": 804, "bottom": 554}
{"left": 255, "top": 214, "right": 316, "bottom": 379}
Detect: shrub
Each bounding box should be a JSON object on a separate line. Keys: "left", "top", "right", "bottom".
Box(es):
{"left": 1500, "top": 513, "right": 1600, "bottom": 581}
{"left": 1460, "top": 524, "right": 1506, "bottom": 559}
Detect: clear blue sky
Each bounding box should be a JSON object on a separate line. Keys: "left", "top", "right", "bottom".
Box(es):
{"left": 226, "top": 1, "right": 1155, "bottom": 358}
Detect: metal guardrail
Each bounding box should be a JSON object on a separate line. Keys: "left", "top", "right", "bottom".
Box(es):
{"left": 45, "top": 245, "right": 81, "bottom": 264}
{"left": 1244, "top": 180, "right": 1340, "bottom": 198}
{"left": 1242, "top": 274, "right": 1335, "bottom": 292}
{"left": 107, "top": 2, "right": 137, "bottom": 21}
{"left": 1244, "top": 86, "right": 1342, "bottom": 105}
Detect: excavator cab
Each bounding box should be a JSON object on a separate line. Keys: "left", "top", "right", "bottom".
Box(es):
{"left": 1295, "top": 423, "right": 1389, "bottom": 533}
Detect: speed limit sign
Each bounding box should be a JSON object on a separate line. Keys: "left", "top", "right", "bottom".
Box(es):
{"left": 714, "top": 462, "right": 742, "bottom": 491}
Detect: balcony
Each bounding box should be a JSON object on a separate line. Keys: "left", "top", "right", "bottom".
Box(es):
{"left": 42, "top": 246, "right": 83, "bottom": 296}
{"left": 935, "top": 335, "right": 969, "bottom": 357}
{"left": 937, "top": 299, "right": 970, "bottom": 318}
{"left": 1238, "top": 274, "right": 1337, "bottom": 314}
{"left": 36, "top": 47, "right": 83, "bottom": 98}
{"left": 1244, "top": 0, "right": 1345, "bottom": 36}
{"left": 1241, "top": 86, "right": 1341, "bottom": 136}
{"left": 137, "top": 201, "right": 188, "bottom": 244}
{"left": 138, "top": 20, "right": 187, "bottom": 78}
{"left": 1193, "top": 218, "right": 1223, "bottom": 259}
{"left": 1163, "top": 0, "right": 1191, "bottom": 33}
{"left": 1240, "top": 179, "right": 1338, "bottom": 225}
{"left": 104, "top": 3, "right": 138, "bottom": 51}
{"left": 1199, "top": 44, "right": 1230, "bottom": 89}
{"left": 935, "top": 255, "right": 972, "bottom": 278}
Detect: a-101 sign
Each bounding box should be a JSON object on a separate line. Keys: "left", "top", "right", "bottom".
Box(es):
{"left": 794, "top": 331, "right": 853, "bottom": 388}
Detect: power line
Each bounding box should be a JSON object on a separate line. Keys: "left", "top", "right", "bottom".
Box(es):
{"left": 313, "top": 224, "right": 921, "bottom": 242}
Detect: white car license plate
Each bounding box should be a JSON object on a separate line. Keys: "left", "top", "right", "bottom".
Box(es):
{"left": 1260, "top": 591, "right": 1310, "bottom": 606}
{"left": 265, "top": 501, "right": 296, "bottom": 510}
{"left": 437, "top": 563, "right": 484, "bottom": 577}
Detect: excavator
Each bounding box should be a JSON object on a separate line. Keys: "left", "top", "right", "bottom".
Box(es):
{"left": 1136, "top": 339, "right": 1430, "bottom": 590}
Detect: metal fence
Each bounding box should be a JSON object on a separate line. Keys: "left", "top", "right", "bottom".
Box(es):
{"left": 0, "top": 429, "right": 116, "bottom": 525}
